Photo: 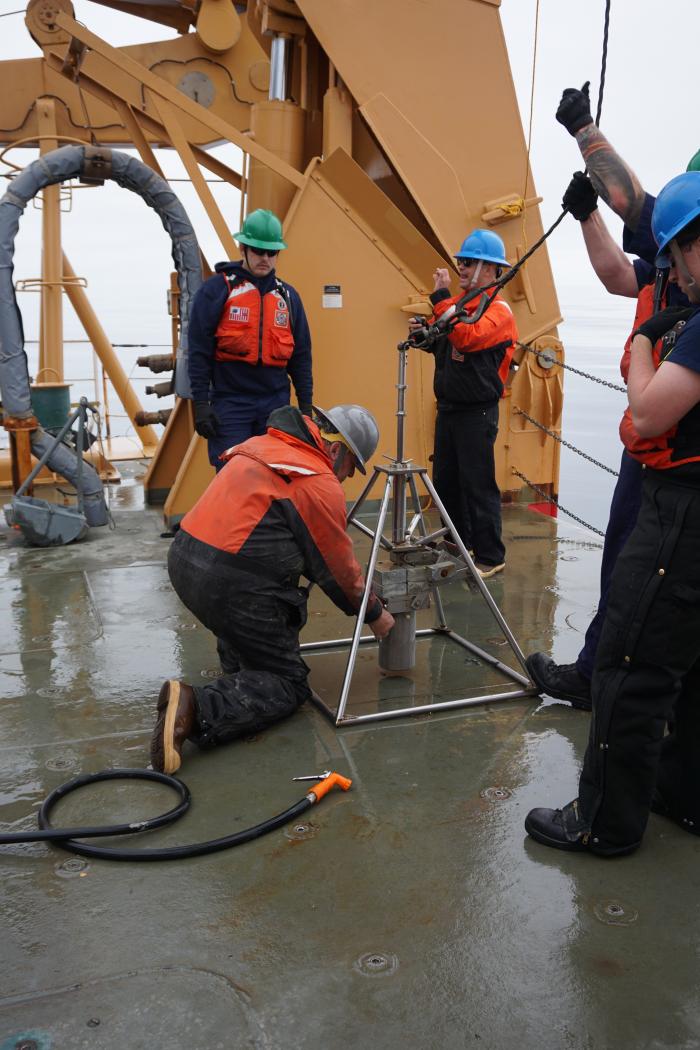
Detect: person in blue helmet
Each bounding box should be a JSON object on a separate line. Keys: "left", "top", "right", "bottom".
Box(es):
{"left": 525, "top": 172, "right": 700, "bottom": 857}
{"left": 188, "top": 208, "right": 313, "bottom": 470}
{"left": 526, "top": 82, "right": 696, "bottom": 711}
{"left": 409, "top": 229, "right": 517, "bottom": 578}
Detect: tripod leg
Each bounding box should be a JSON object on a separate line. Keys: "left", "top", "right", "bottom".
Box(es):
{"left": 347, "top": 468, "right": 393, "bottom": 552}
{"left": 421, "top": 470, "right": 528, "bottom": 668}
{"left": 408, "top": 471, "right": 447, "bottom": 629}
{"left": 335, "top": 472, "right": 393, "bottom": 724}
{"left": 347, "top": 468, "right": 381, "bottom": 524}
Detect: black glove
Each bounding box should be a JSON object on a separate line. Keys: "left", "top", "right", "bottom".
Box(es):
{"left": 298, "top": 402, "right": 313, "bottom": 418}
{"left": 562, "top": 171, "right": 598, "bottom": 221}
{"left": 633, "top": 306, "right": 695, "bottom": 345}
{"left": 193, "top": 401, "right": 220, "bottom": 439}
{"left": 556, "top": 81, "right": 593, "bottom": 136}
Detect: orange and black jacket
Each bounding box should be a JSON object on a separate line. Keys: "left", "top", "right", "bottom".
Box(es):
{"left": 425, "top": 287, "right": 518, "bottom": 407}
{"left": 620, "top": 308, "right": 700, "bottom": 473}
{"left": 181, "top": 406, "right": 383, "bottom": 622}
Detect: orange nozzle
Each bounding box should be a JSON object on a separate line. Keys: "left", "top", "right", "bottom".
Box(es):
{"left": 307, "top": 772, "right": 352, "bottom": 803}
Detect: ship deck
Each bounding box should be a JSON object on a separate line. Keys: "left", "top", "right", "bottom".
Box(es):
{"left": 1, "top": 468, "right": 698, "bottom": 1050}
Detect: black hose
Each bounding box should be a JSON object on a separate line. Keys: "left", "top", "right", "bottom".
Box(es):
{"left": 0, "top": 768, "right": 314, "bottom": 863}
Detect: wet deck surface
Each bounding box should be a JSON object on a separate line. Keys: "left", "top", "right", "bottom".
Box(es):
{"left": 1, "top": 472, "right": 699, "bottom": 1050}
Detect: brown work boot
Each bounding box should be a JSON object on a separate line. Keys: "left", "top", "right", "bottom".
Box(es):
{"left": 150, "top": 680, "right": 196, "bottom": 774}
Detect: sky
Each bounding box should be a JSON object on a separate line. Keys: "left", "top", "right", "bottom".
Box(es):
{"left": 0, "top": 0, "right": 698, "bottom": 466}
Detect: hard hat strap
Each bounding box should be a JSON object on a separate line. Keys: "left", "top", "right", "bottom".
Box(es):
{"left": 670, "top": 240, "right": 700, "bottom": 304}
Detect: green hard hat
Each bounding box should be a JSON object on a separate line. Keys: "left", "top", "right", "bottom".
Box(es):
{"left": 234, "top": 209, "right": 287, "bottom": 250}
{"left": 687, "top": 149, "right": 700, "bottom": 173}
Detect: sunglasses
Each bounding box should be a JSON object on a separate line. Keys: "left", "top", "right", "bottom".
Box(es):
{"left": 247, "top": 247, "right": 279, "bottom": 258}
{"left": 454, "top": 257, "right": 479, "bottom": 268}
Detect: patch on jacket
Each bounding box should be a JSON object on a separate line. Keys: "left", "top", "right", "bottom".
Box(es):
{"left": 228, "top": 305, "right": 250, "bottom": 322}
{"left": 274, "top": 310, "right": 289, "bottom": 327}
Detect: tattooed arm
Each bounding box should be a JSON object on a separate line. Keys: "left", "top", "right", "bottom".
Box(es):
{"left": 574, "top": 124, "right": 647, "bottom": 232}
{"left": 556, "top": 83, "right": 647, "bottom": 231}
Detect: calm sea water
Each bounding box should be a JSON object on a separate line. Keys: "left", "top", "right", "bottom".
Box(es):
{"left": 556, "top": 291, "right": 634, "bottom": 536}
{"left": 5, "top": 288, "right": 634, "bottom": 538}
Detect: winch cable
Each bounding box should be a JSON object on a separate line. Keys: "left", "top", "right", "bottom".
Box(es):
{"left": 413, "top": 0, "right": 612, "bottom": 348}
{"left": 0, "top": 768, "right": 352, "bottom": 863}
{"left": 503, "top": 0, "right": 617, "bottom": 537}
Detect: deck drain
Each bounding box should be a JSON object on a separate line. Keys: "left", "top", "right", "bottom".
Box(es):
{"left": 37, "top": 687, "right": 63, "bottom": 699}
{"left": 480, "top": 786, "right": 511, "bottom": 802}
{"left": 14, "top": 1040, "right": 40, "bottom": 1050}
{"left": 560, "top": 554, "right": 579, "bottom": 562}
{"left": 46, "top": 755, "right": 77, "bottom": 771}
{"left": 55, "top": 857, "right": 89, "bottom": 878}
{"left": 200, "top": 669, "right": 220, "bottom": 679}
{"left": 284, "top": 822, "right": 319, "bottom": 841}
{"left": 354, "top": 952, "right": 398, "bottom": 977}
{"left": 594, "top": 900, "right": 638, "bottom": 926}
{"left": 485, "top": 636, "right": 508, "bottom": 646}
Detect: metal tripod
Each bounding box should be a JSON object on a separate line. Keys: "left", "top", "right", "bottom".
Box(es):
{"left": 303, "top": 340, "right": 535, "bottom": 726}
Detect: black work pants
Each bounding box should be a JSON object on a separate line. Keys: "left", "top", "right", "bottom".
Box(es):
{"left": 167, "top": 531, "right": 311, "bottom": 749}
{"left": 578, "top": 473, "right": 700, "bottom": 852}
{"left": 432, "top": 403, "right": 505, "bottom": 566}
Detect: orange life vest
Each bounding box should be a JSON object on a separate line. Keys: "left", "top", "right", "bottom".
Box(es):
{"left": 619, "top": 282, "right": 667, "bottom": 383}
{"left": 214, "top": 275, "right": 295, "bottom": 367}
{"left": 619, "top": 322, "right": 700, "bottom": 470}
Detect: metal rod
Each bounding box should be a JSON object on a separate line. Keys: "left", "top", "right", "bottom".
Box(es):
{"left": 270, "top": 35, "right": 289, "bottom": 101}
{"left": 349, "top": 518, "right": 393, "bottom": 552}
{"left": 420, "top": 471, "right": 529, "bottom": 670}
{"left": 392, "top": 345, "right": 409, "bottom": 543}
{"left": 346, "top": 467, "right": 381, "bottom": 523}
{"left": 15, "top": 404, "right": 82, "bottom": 496}
{"left": 301, "top": 634, "right": 379, "bottom": 652}
{"left": 444, "top": 629, "right": 532, "bottom": 686}
{"left": 334, "top": 474, "right": 393, "bottom": 724}
{"left": 74, "top": 398, "right": 86, "bottom": 515}
{"left": 407, "top": 470, "right": 448, "bottom": 629}
{"left": 336, "top": 689, "right": 535, "bottom": 725}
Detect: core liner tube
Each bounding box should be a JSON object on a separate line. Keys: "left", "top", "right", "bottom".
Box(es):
{"left": 0, "top": 767, "right": 315, "bottom": 862}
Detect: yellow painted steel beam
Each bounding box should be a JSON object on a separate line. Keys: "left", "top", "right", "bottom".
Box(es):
{"left": 62, "top": 253, "right": 159, "bottom": 452}
{"left": 53, "top": 12, "right": 306, "bottom": 190}
{"left": 36, "top": 98, "right": 64, "bottom": 384}
{"left": 150, "top": 92, "right": 238, "bottom": 258}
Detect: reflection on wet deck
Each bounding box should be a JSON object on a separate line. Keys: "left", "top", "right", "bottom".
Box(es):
{"left": 2, "top": 473, "right": 698, "bottom": 1050}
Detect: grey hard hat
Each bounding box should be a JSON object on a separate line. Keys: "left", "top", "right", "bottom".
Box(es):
{"left": 313, "top": 403, "right": 379, "bottom": 475}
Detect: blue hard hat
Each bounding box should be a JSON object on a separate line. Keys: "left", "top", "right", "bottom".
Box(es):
{"left": 454, "top": 229, "right": 509, "bottom": 267}
{"left": 652, "top": 172, "right": 700, "bottom": 259}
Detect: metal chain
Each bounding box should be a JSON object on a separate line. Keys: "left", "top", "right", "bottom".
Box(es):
{"left": 511, "top": 467, "right": 606, "bottom": 538}
{"left": 516, "top": 342, "right": 626, "bottom": 393}
{"left": 513, "top": 405, "right": 619, "bottom": 477}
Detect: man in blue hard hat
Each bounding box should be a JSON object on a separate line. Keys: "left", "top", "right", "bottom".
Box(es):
{"left": 526, "top": 81, "right": 695, "bottom": 711}
{"left": 410, "top": 229, "right": 517, "bottom": 579}
{"left": 526, "top": 172, "right": 700, "bottom": 857}
{"left": 188, "top": 208, "right": 313, "bottom": 469}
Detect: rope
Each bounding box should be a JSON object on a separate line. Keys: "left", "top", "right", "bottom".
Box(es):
{"left": 595, "top": 0, "right": 612, "bottom": 126}
{"left": 511, "top": 467, "right": 606, "bottom": 538}
{"left": 513, "top": 406, "right": 619, "bottom": 477}
{"left": 521, "top": 0, "right": 541, "bottom": 248}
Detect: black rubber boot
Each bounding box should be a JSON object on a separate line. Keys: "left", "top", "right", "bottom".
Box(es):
{"left": 526, "top": 652, "right": 592, "bottom": 711}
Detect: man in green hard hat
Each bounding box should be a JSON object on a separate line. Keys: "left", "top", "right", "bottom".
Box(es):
{"left": 188, "top": 208, "right": 313, "bottom": 469}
